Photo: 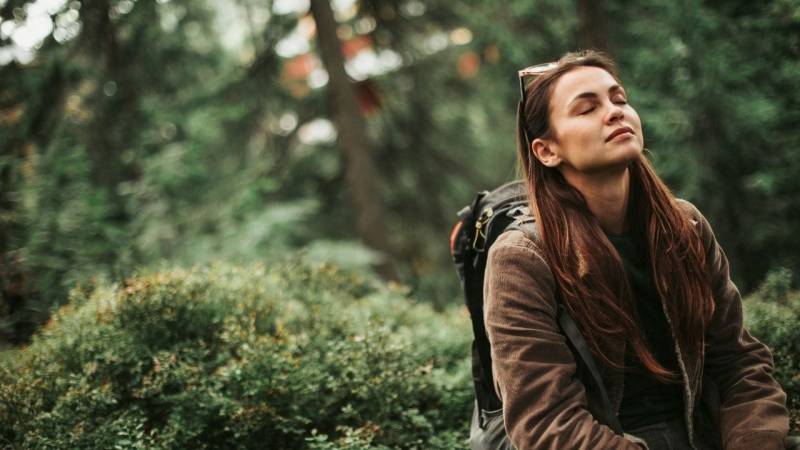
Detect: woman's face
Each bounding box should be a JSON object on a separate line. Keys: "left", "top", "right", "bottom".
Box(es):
{"left": 532, "top": 66, "right": 644, "bottom": 177}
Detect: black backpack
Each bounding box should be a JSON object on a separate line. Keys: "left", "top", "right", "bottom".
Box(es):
{"left": 449, "top": 180, "right": 623, "bottom": 449}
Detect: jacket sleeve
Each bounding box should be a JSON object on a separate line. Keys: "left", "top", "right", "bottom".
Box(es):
{"left": 483, "top": 231, "right": 646, "bottom": 450}
{"left": 688, "top": 202, "right": 790, "bottom": 450}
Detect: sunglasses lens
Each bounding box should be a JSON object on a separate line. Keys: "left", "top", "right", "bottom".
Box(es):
{"left": 517, "top": 61, "right": 556, "bottom": 99}
{"left": 517, "top": 61, "right": 555, "bottom": 147}
{"left": 518, "top": 61, "right": 557, "bottom": 77}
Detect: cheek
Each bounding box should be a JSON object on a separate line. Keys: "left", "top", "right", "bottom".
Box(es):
{"left": 630, "top": 111, "right": 644, "bottom": 143}
{"left": 564, "top": 123, "right": 596, "bottom": 156}
{"left": 557, "top": 124, "right": 589, "bottom": 155}
{"left": 628, "top": 108, "right": 643, "bottom": 131}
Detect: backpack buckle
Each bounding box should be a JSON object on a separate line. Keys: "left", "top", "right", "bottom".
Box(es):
{"left": 472, "top": 207, "right": 494, "bottom": 251}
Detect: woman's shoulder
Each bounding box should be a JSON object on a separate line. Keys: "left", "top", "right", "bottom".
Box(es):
{"left": 674, "top": 198, "right": 703, "bottom": 221}
{"left": 490, "top": 228, "right": 548, "bottom": 265}
{"left": 487, "top": 229, "right": 555, "bottom": 286}
{"left": 674, "top": 198, "right": 716, "bottom": 246}
{"left": 485, "top": 229, "right": 559, "bottom": 317}
{"left": 493, "top": 227, "right": 539, "bottom": 250}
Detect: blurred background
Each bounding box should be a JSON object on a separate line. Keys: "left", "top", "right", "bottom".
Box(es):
{"left": 1, "top": 0, "right": 799, "bottom": 343}
{"left": 2, "top": 1, "right": 800, "bottom": 447}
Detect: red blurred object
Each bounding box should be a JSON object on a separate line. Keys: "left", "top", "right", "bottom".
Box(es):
{"left": 283, "top": 53, "right": 315, "bottom": 79}
{"left": 449, "top": 220, "right": 463, "bottom": 255}
{"left": 282, "top": 35, "right": 384, "bottom": 113}
{"left": 355, "top": 79, "right": 381, "bottom": 115}
{"left": 457, "top": 51, "right": 480, "bottom": 79}
{"left": 342, "top": 35, "right": 373, "bottom": 59}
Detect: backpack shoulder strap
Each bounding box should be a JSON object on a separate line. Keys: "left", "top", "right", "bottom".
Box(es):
{"left": 557, "top": 304, "right": 624, "bottom": 434}
{"left": 505, "top": 215, "right": 624, "bottom": 435}
{"left": 506, "top": 214, "right": 536, "bottom": 239}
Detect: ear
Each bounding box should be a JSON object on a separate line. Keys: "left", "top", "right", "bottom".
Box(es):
{"left": 531, "top": 138, "right": 562, "bottom": 167}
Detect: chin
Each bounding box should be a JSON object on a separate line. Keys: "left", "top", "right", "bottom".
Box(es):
{"left": 582, "top": 148, "right": 641, "bottom": 174}
{"left": 623, "top": 147, "right": 644, "bottom": 162}
{"left": 614, "top": 144, "right": 643, "bottom": 165}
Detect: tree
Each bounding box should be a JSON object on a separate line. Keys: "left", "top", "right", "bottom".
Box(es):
{"left": 576, "top": 0, "right": 611, "bottom": 53}
{"left": 309, "top": 0, "right": 396, "bottom": 278}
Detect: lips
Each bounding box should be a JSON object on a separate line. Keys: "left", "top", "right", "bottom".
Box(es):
{"left": 606, "top": 126, "right": 634, "bottom": 142}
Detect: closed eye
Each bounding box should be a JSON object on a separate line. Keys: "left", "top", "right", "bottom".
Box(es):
{"left": 579, "top": 105, "right": 596, "bottom": 115}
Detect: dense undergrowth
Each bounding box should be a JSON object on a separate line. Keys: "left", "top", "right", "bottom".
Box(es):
{"left": 0, "top": 261, "right": 472, "bottom": 449}
{"left": 0, "top": 261, "right": 797, "bottom": 449}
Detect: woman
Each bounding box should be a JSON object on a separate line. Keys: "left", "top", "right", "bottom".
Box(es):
{"left": 484, "top": 50, "right": 790, "bottom": 450}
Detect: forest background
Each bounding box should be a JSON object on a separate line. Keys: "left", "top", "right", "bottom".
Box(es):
{"left": 0, "top": 0, "right": 799, "bottom": 448}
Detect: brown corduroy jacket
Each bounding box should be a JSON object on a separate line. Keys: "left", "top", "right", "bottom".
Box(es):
{"left": 483, "top": 200, "right": 789, "bottom": 450}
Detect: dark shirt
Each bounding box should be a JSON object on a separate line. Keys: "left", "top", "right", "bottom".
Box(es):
{"left": 607, "top": 232, "right": 685, "bottom": 431}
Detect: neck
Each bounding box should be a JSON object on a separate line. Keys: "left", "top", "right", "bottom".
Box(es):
{"left": 562, "top": 166, "right": 631, "bottom": 235}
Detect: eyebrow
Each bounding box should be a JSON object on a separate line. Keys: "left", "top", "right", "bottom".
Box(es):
{"left": 567, "top": 85, "right": 626, "bottom": 109}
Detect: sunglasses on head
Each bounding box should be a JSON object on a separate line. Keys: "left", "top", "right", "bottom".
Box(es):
{"left": 517, "top": 61, "right": 558, "bottom": 99}
{"left": 517, "top": 61, "right": 557, "bottom": 148}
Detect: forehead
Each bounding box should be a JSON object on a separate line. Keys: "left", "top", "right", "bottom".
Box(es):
{"left": 550, "top": 66, "right": 620, "bottom": 109}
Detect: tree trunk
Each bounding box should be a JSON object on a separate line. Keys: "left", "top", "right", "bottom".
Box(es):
{"left": 0, "top": 62, "right": 67, "bottom": 344}
{"left": 308, "top": 0, "right": 396, "bottom": 278}
{"left": 80, "top": 0, "right": 132, "bottom": 222}
{"left": 576, "top": 0, "right": 611, "bottom": 54}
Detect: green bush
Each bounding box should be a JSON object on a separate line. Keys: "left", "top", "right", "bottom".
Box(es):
{"left": 744, "top": 268, "right": 800, "bottom": 432}
{"left": 0, "top": 260, "right": 472, "bottom": 449}
{"left": 2, "top": 261, "right": 797, "bottom": 449}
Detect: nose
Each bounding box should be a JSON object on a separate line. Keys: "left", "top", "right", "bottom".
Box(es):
{"left": 604, "top": 102, "right": 624, "bottom": 124}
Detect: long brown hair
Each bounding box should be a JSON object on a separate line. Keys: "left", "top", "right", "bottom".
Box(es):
{"left": 517, "top": 50, "right": 715, "bottom": 382}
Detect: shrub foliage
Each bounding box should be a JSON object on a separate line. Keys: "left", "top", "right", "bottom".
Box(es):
{"left": 743, "top": 268, "right": 800, "bottom": 431}
{"left": 0, "top": 261, "right": 472, "bottom": 449}
{"left": 0, "top": 262, "right": 797, "bottom": 448}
